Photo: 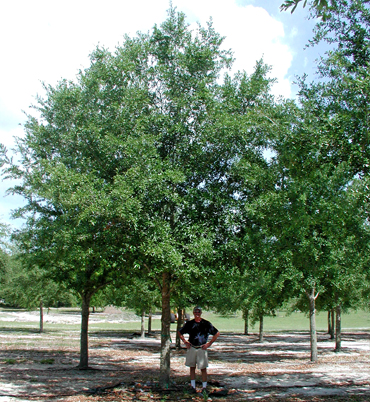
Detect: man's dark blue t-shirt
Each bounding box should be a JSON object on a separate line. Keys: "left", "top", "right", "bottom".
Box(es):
{"left": 179, "top": 319, "right": 218, "bottom": 347}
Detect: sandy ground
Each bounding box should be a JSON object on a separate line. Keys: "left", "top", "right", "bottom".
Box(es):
{"left": 0, "top": 309, "right": 369, "bottom": 401}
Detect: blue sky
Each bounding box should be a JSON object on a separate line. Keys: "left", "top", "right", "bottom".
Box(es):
{"left": 0, "top": 0, "right": 325, "bottom": 230}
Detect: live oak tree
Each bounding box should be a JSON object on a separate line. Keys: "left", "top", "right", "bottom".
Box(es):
{"left": 211, "top": 62, "right": 300, "bottom": 340}
{"left": 281, "top": 0, "right": 370, "bottom": 177}
{"left": 7, "top": 165, "right": 136, "bottom": 367}
{"left": 120, "top": 9, "right": 232, "bottom": 386}
{"left": 309, "top": 0, "right": 370, "bottom": 178}
{"left": 1, "top": 6, "right": 235, "bottom": 384}
{"left": 0, "top": 18, "right": 154, "bottom": 369}
{"left": 267, "top": 82, "right": 370, "bottom": 360}
{"left": 316, "top": 178, "right": 370, "bottom": 351}
{"left": 303, "top": 0, "right": 370, "bottom": 348}
{"left": 276, "top": 0, "right": 370, "bottom": 360}
{"left": 197, "top": 59, "right": 297, "bottom": 340}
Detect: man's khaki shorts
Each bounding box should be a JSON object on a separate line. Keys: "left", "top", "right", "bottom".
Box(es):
{"left": 185, "top": 346, "right": 208, "bottom": 369}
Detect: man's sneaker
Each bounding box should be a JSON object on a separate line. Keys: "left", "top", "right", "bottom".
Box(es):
{"left": 186, "top": 386, "right": 197, "bottom": 394}
{"left": 202, "top": 387, "right": 208, "bottom": 397}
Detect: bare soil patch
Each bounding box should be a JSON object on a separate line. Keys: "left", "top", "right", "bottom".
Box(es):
{"left": 0, "top": 310, "right": 369, "bottom": 401}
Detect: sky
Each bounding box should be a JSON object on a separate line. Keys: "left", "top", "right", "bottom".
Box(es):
{"left": 0, "top": 0, "right": 325, "bottom": 231}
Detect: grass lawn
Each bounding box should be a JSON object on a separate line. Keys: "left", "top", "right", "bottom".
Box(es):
{"left": 200, "top": 309, "right": 370, "bottom": 333}
{"left": 0, "top": 307, "right": 369, "bottom": 334}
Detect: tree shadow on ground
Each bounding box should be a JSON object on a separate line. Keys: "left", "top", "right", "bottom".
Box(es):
{"left": 209, "top": 331, "right": 370, "bottom": 364}
{"left": 0, "top": 345, "right": 163, "bottom": 400}
{"left": 1, "top": 330, "right": 370, "bottom": 401}
{"left": 90, "top": 329, "right": 162, "bottom": 353}
{"left": 0, "top": 326, "right": 41, "bottom": 334}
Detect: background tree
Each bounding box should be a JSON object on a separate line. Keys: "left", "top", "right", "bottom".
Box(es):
{"left": 296, "top": 0, "right": 370, "bottom": 354}
{"left": 266, "top": 80, "right": 370, "bottom": 360}
{"left": 202, "top": 60, "right": 290, "bottom": 333}
{"left": 103, "top": 276, "right": 161, "bottom": 338}
{"left": 309, "top": 0, "right": 370, "bottom": 178}
{"left": 0, "top": 42, "right": 150, "bottom": 369}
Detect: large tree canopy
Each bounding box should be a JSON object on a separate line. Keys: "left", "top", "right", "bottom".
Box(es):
{"left": 1, "top": 6, "right": 275, "bottom": 383}
{"left": 2, "top": 1, "right": 369, "bottom": 382}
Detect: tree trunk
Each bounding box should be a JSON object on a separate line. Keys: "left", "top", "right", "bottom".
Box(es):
{"left": 176, "top": 308, "right": 184, "bottom": 349}
{"left": 141, "top": 309, "right": 145, "bottom": 338}
{"left": 307, "top": 288, "right": 318, "bottom": 363}
{"left": 259, "top": 313, "right": 264, "bottom": 342}
{"left": 335, "top": 304, "right": 342, "bottom": 352}
{"left": 331, "top": 308, "right": 335, "bottom": 339}
{"left": 148, "top": 310, "right": 152, "bottom": 335}
{"left": 79, "top": 292, "right": 92, "bottom": 369}
{"left": 39, "top": 299, "right": 44, "bottom": 334}
{"left": 243, "top": 308, "right": 249, "bottom": 335}
{"left": 328, "top": 309, "right": 335, "bottom": 338}
{"left": 328, "top": 309, "right": 335, "bottom": 339}
{"left": 159, "top": 271, "right": 171, "bottom": 388}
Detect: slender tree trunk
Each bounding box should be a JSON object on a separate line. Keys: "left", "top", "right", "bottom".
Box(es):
{"left": 175, "top": 308, "right": 183, "bottom": 349}
{"left": 307, "top": 288, "right": 318, "bottom": 362}
{"left": 328, "top": 309, "right": 335, "bottom": 339}
{"left": 148, "top": 310, "right": 152, "bottom": 335}
{"left": 331, "top": 308, "right": 335, "bottom": 339}
{"left": 159, "top": 271, "right": 171, "bottom": 387}
{"left": 39, "top": 299, "right": 44, "bottom": 334}
{"left": 243, "top": 308, "right": 249, "bottom": 335}
{"left": 141, "top": 310, "right": 145, "bottom": 338}
{"left": 259, "top": 313, "right": 264, "bottom": 342}
{"left": 79, "top": 292, "right": 92, "bottom": 369}
{"left": 335, "top": 304, "right": 342, "bottom": 352}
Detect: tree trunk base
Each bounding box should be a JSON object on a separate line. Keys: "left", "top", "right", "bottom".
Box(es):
{"left": 77, "top": 365, "right": 99, "bottom": 371}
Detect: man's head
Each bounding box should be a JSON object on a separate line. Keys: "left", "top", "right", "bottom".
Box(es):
{"left": 193, "top": 306, "right": 202, "bottom": 320}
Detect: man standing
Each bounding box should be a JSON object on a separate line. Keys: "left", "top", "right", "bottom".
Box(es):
{"left": 178, "top": 306, "right": 220, "bottom": 395}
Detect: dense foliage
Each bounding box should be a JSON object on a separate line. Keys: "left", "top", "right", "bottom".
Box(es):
{"left": 1, "top": 0, "right": 370, "bottom": 381}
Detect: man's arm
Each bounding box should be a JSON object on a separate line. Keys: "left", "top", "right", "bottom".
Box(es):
{"left": 202, "top": 331, "right": 220, "bottom": 350}
{"left": 178, "top": 331, "right": 191, "bottom": 349}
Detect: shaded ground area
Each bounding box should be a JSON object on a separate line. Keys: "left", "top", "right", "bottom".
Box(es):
{"left": 0, "top": 324, "right": 370, "bottom": 402}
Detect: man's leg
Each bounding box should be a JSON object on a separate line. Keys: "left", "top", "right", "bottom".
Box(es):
{"left": 198, "top": 350, "right": 209, "bottom": 390}
{"left": 190, "top": 367, "right": 196, "bottom": 388}
{"left": 201, "top": 368, "right": 207, "bottom": 389}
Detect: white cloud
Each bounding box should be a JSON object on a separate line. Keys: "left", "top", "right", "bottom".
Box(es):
{"left": 173, "top": 0, "right": 293, "bottom": 97}
{"left": 1, "top": 0, "right": 293, "bottom": 120}
{"left": 0, "top": 0, "right": 296, "bottom": 228}
{"left": 1, "top": 1, "right": 170, "bottom": 127}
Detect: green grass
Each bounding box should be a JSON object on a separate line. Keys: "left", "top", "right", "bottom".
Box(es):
{"left": 0, "top": 307, "right": 369, "bottom": 335}
{"left": 89, "top": 320, "right": 162, "bottom": 331}
{"left": 200, "top": 309, "right": 370, "bottom": 332}
{"left": 90, "top": 309, "right": 370, "bottom": 333}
